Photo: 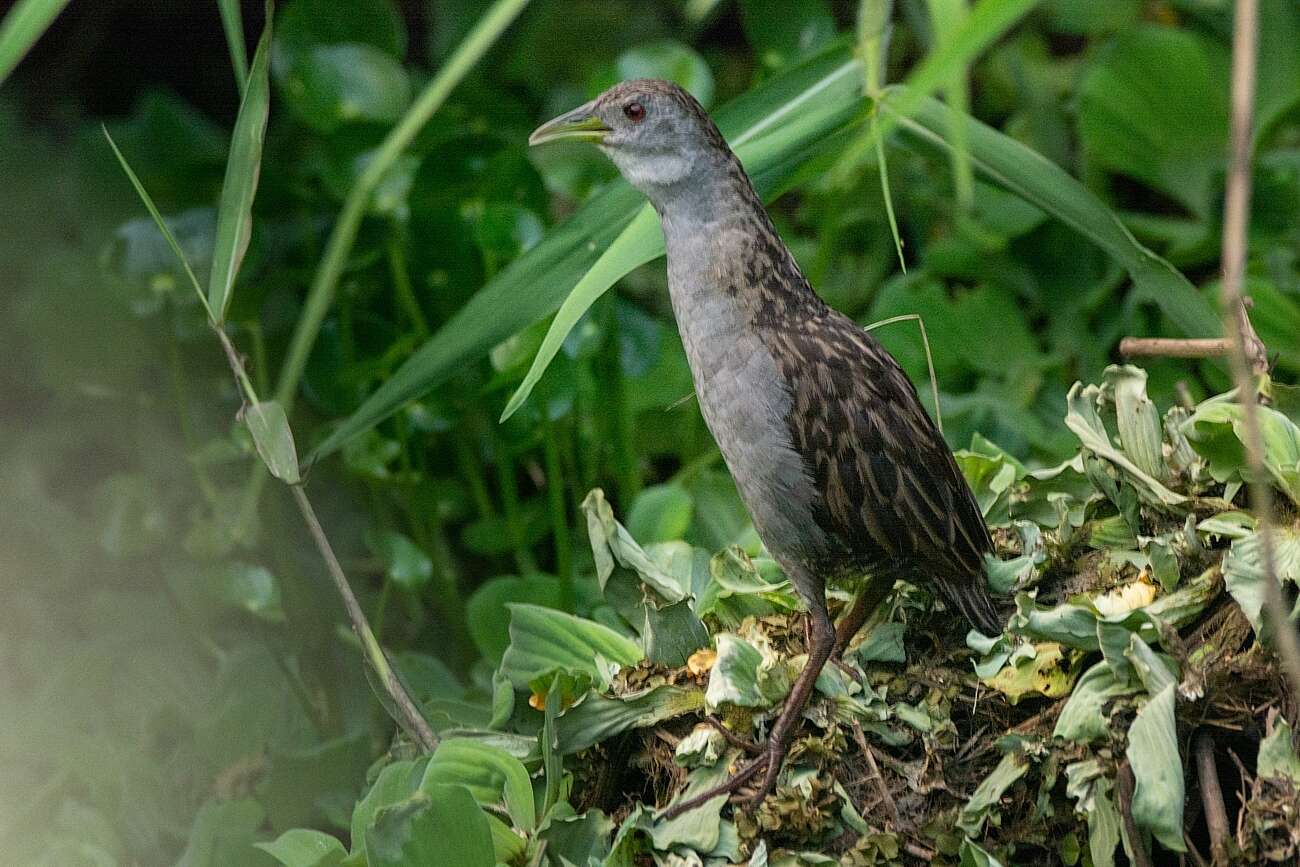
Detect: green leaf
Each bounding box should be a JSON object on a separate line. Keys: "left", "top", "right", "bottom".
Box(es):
{"left": 582, "top": 488, "right": 690, "bottom": 603}
{"left": 499, "top": 603, "right": 644, "bottom": 689}
{"left": 1078, "top": 26, "right": 1228, "bottom": 218}
{"left": 422, "top": 739, "right": 535, "bottom": 832}
{"left": 1054, "top": 661, "right": 1140, "bottom": 744}
{"left": 0, "top": 0, "right": 71, "bottom": 87}
{"left": 255, "top": 830, "right": 346, "bottom": 867}
{"left": 613, "top": 40, "right": 715, "bottom": 107}
{"left": 555, "top": 685, "right": 705, "bottom": 755}
{"left": 283, "top": 43, "right": 411, "bottom": 134}
{"left": 244, "top": 400, "right": 301, "bottom": 483}
{"left": 350, "top": 758, "right": 430, "bottom": 857}
{"left": 367, "top": 530, "right": 434, "bottom": 591}
{"left": 1105, "top": 365, "right": 1167, "bottom": 482}
{"left": 102, "top": 128, "right": 213, "bottom": 320}
{"left": 957, "top": 751, "right": 1029, "bottom": 836}
{"left": 1125, "top": 684, "right": 1185, "bottom": 852}
{"left": 177, "top": 798, "right": 272, "bottom": 867}
{"left": 1222, "top": 526, "right": 1300, "bottom": 636}
{"left": 626, "top": 484, "right": 695, "bottom": 544}
{"left": 275, "top": 0, "right": 406, "bottom": 63}
{"left": 465, "top": 573, "right": 564, "bottom": 662}
{"left": 365, "top": 787, "right": 495, "bottom": 867}
{"left": 209, "top": 560, "right": 285, "bottom": 622}
{"left": 740, "top": 0, "right": 835, "bottom": 70}
{"left": 959, "top": 839, "right": 1007, "bottom": 867}
{"left": 217, "top": 0, "right": 249, "bottom": 93}
{"left": 1064, "top": 760, "right": 1121, "bottom": 867}
{"left": 1184, "top": 397, "right": 1300, "bottom": 507}
{"left": 888, "top": 91, "right": 1220, "bottom": 341}
{"left": 312, "top": 39, "right": 865, "bottom": 458}
{"left": 1257, "top": 715, "right": 1300, "bottom": 784}
{"left": 1064, "top": 381, "right": 1184, "bottom": 507}
{"left": 704, "top": 633, "right": 791, "bottom": 710}
{"left": 208, "top": 7, "right": 272, "bottom": 321}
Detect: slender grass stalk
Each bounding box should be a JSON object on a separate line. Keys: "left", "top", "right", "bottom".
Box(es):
{"left": 217, "top": 0, "right": 249, "bottom": 96}
{"left": 495, "top": 445, "right": 538, "bottom": 575}
{"left": 272, "top": 0, "right": 533, "bottom": 415}
{"left": 387, "top": 231, "right": 431, "bottom": 339}
{"left": 0, "top": 0, "right": 70, "bottom": 87}
{"left": 164, "top": 301, "right": 220, "bottom": 506}
{"left": 454, "top": 426, "right": 497, "bottom": 521}
{"left": 926, "top": 0, "right": 975, "bottom": 211}
{"left": 863, "top": 313, "right": 944, "bottom": 434}
{"left": 1215, "top": 0, "right": 1300, "bottom": 699}
{"left": 859, "top": 0, "right": 907, "bottom": 272}
{"left": 541, "top": 415, "right": 573, "bottom": 608}
{"left": 602, "top": 301, "right": 641, "bottom": 506}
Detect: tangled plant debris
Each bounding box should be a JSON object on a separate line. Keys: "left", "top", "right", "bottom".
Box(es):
{"left": 256, "top": 366, "right": 1300, "bottom": 866}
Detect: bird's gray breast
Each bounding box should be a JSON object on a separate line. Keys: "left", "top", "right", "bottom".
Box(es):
{"left": 666, "top": 277, "right": 828, "bottom": 571}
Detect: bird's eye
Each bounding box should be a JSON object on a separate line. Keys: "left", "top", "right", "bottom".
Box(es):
{"left": 623, "top": 102, "right": 646, "bottom": 122}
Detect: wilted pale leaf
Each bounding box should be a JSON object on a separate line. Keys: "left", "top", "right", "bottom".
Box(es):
{"left": 1064, "top": 760, "right": 1121, "bottom": 867}
{"left": 1125, "top": 684, "right": 1185, "bottom": 852}
{"left": 983, "top": 642, "right": 1082, "bottom": 704}
{"left": 1104, "top": 365, "right": 1168, "bottom": 482}
{"left": 705, "top": 633, "right": 791, "bottom": 711}
{"left": 243, "top": 400, "right": 300, "bottom": 483}
{"left": 1223, "top": 526, "right": 1300, "bottom": 636}
{"left": 1064, "top": 382, "right": 1185, "bottom": 507}
{"left": 1054, "top": 661, "right": 1141, "bottom": 744}
{"left": 1257, "top": 714, "right": 1300, "bottom": 784}
{"left": 957, "top": 751, "right": 1029, "bottom": 836}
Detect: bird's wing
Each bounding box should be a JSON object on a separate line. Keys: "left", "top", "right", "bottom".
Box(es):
{"left": 762, "top": 309, "right": 991, "bottom": 582}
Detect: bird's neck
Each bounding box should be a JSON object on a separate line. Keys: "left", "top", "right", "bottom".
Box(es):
{"left": 653, "top": 155, "right": 819, "bottom": 322}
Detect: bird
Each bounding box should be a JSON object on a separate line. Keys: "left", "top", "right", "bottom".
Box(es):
{"left": 530, "top": 79, "right": 1001, "bottom": 817}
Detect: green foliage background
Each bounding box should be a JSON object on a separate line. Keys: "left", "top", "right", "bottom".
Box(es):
{"left": 1, "top": 0, "right": 1299, "bottom": 865}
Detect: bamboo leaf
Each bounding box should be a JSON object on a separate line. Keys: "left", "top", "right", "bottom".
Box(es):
{"left": 311, "top": 42, "right": 864, "bottom": 458}
{"left": 0, "top": 0, "right": 70, "bottom": 87}
{"left": 244, "top": 400, "right": 300, "bottom": 483}
{"left": 217, "top": 0, "right": 249, "bottom": 95}
{"left": 887, "top": 90, "right": 1220, "bottom": 339}
{"left": 208, "top": 5, "right": 273, "bottom": 322}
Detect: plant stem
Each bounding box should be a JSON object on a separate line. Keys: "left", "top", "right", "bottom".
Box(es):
{"left": 602, "top": 301, "right": 640, "bottom": 506}
{"left": 291, "top": 484, "right": 437, "bottom": 751}
{"left": 495, "top": 445, "right": 538, "bottom": 574}
{"left": 1216, "top": 0, "right": 1300, "bottom": 700}
{"left": 271, "top": 0, "right": 533, "bottom": 416}
{"left": 387, "top": 231, "right": 430, "bottom": 339}
{"left": 164, "top": 302, "right": 220, "bottom": 505}
{"left": 541, "top": 414, "right": 573, "bottom": 608}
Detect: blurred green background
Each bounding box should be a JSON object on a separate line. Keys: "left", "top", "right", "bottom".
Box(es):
{"left": 1, "top": 0, "right": 1297, "bottom": 863}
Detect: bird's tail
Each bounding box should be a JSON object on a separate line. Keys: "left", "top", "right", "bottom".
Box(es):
{"left": 934, "top": 573, "right": 1003, "bottom": 636}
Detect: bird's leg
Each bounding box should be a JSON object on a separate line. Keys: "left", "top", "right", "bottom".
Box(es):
{"left": 744, "top": 601, "right": 836, "bottom": 805}
{"left": 658, "top": 600, "right": 837, "bottom": 820}
{"left": 831, "top": 574, "right": 895, "bottom": 660}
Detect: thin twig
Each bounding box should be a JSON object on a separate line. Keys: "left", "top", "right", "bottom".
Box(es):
{"left": 292, "top": 485, "right": 438, "bottom": 752}
{"left": 1117, "top": 761, "right": 1155, "bottom": 867}
{"left": 1216, "top": 0, "right": 1300, "bottom": 701}
{"left": 705, "top": 715, "right": 762, "bottom": 755}
{"left": 851, "top": 720, "right": 902, "bottom": 830}
{"left": 1119, "top": 337, "right": 1232, "bottom": 359}
{"left": 1193, "top": 730, "right": 1230, "bottom": 865}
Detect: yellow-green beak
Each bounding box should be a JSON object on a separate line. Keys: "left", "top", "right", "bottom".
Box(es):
{"left": 529, "top": 103, "right": 611, "bottom": 146}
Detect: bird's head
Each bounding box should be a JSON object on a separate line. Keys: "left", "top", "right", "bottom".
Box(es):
{"left": 529, "top": 79, "right": 727, "bottom": 197}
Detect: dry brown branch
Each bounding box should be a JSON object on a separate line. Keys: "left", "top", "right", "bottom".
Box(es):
{"left": 1216, "top": 0, "right": 1300, "bottom": 700}
{"left": 1194, "top": 730, "right": 1231, "bottom": 864}
{"left": 850, "top": 719, "right": 902, "bottom": 830}
{"left": 1117, "top": 761, "right": 1156, "bottom": 867}
{"left": 1119, "top": 337, "right": 1232, "bottom": 360}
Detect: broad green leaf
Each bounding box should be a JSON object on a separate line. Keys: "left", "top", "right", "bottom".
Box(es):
{"left": 465, "top": 573, "right": 563, "bottom": 662}
{"left": 960, "top": 839, "right": 1007, "bottom": 867}
{"left": 283, "top": 44, "right": 411, "bottom": 134}
{"left": 613, "top": 40, "right": 715, "bottom": 107}
{"left": 1184, "top": 397, "right": 1300, "bottom": 506}
{"left": 365, "top": 788, "right": 494, "bottom": 867}
{"left": 350, "top": 758, "right": 430, "bottom": 857}
{"left": 704, "top": 633, "right": 791, "bottom": 710}
{"left": 275, "top": 0, "right": 407, "bottom": 63}
{"left": 177, "top": 798, "right": 272, "bottom": 867}
{"left": 1124, "top": 684, "right": 1185, "bottom": 852}
{"left": 1065, "top": 760, "right": 1121, "bottom": 867}
{"left": 540, "top": 810, "right": 615, "bottom": 866}
{"left": 208, "top": 561, "right": 285, "bottom": 622}
{"left": 582, "top": 488, "right": 690, "bottom": 603}
{"left": 957, "top": 751, "right": 1029, "bottom": 836}
{"left": 208, "top": 9, "right": 273, "bottom": 321}
{"left": 1078, "top": 26, "right": 1227, "bottom": 218}
{"left": 1222, "top": 526, "right": 1300, "bottom": 636}
{"left": 422, "top": 739, "right": 535, "bottom": 832}
{"left": 0, "top": 0, "right": 70, "bottom": 86}
{"left": 1257, "top": 715, "right": 1300, "bottom": 784}
{"left": 312, "top": 40, "right": 865, "bottom": 458}
{"left": 887, "top": 91, "right": 1220, "bottom": 340}
{"left": 1054, "top": 661, "right": 1140, "bottom": 744}
{"left": 499, "top": 604, "right": 644, "bottom": 689}
{"left": 1064, "top": 381, "right": 1184, "bottom": 507}
{"left": 626, "top": 484, "right": 695, "bottom": 544}
{"left": 1105, "top": 365, "right": 1167, "bottom": 482}
{"left": 244, "top": 400, "right": 301, "bottom": 483}
{"left": 555, "top": 685, "right": 704, "bottom": 754}
{"left": 255, "top": 830, "right": 346, "bottom": 867}
{"left": 366, "top": 530, "right": 433, "bottom": 591}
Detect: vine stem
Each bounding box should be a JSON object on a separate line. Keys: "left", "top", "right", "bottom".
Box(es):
{"left": 1216, "top": 0, "right": 1300, "bottom": 700}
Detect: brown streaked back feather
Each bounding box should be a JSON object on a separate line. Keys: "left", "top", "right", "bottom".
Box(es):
{"left": 763, "top": 308, "right": 1001, "bottom": 633}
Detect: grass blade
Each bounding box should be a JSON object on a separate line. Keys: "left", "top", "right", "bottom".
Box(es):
{"left": 217, "top": 0, "right": 249, "bottom": 96}
{"left": 0, "top": 0, "right": 69, "bottom": 87}
{"left": 102, "top": 126, "right": 215, "bottom": 323}
{"left": 208, "top": 3, "right": 273, "bottom": 323}
{"left": 311, "top": 43, "right": 865, "bottom": 459}
{"left": 888, "top": 90, "right": 1221, "bottom": 338}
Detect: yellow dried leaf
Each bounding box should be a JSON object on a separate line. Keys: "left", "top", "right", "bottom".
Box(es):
{"left": 528, "top": 690, "right": 546, "bottom": 711}
{"left": 687, "top": 648, "right": 717, "bottom": 675}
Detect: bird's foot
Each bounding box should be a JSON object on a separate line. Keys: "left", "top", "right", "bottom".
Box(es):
{"left": 657, "top": 739, "right": 792, "bottom": 820}
{"left": 704, "top": 715, "right": 761, "bottom": 754}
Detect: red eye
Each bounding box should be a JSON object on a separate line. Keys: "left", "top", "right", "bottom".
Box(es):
{"left": 623, "top": 102, "right": 646, "bottom": 122}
